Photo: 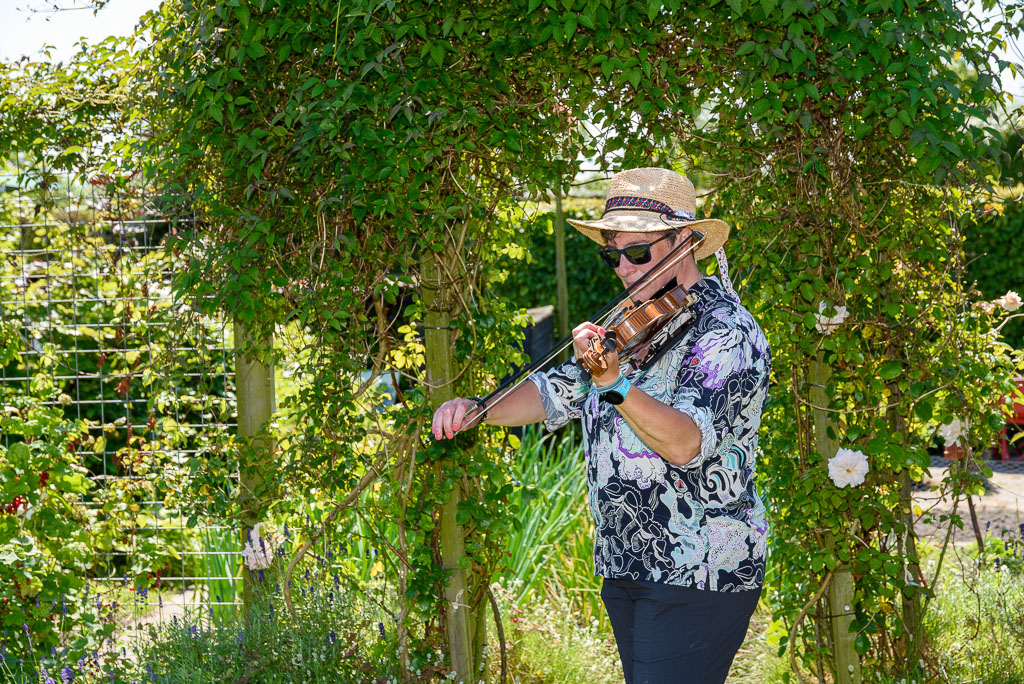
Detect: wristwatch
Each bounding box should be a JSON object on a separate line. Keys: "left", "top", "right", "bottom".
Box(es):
{"left": 595, "top": 374, "right": 631, "bottom": 405}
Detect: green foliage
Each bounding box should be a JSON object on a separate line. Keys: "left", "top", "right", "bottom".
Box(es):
{"left": 131, "top": 0, "right": 750, "bottom": 675}
{"left": 6, "top": 0, "right": 1024, "bottom": 678}
{"left": 674, "top": 0, "right": 1024, "bottom": 677}
{"left": 0, "top": 320, "right": 115, "bottom": 670}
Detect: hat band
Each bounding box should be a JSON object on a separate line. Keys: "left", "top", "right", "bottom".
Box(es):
{"left": 603, "top": 195, "right": 695, "bottom": 221}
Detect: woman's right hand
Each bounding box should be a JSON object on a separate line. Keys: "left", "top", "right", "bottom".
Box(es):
{"left": 431, "top": 397, "right": 484, "bottom": 440}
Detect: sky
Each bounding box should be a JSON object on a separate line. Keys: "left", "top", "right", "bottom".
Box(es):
{"left": 0, "top": 0, "right": 160, "bottom": 63}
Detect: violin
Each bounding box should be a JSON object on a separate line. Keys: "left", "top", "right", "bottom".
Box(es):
{"left": 578, "top": 284, "right": 696, "bottom": 381}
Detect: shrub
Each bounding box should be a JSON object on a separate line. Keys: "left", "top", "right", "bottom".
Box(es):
{"left": 923, "top": 545, "right": 1024, "bottom": 683}
{"left": 0, "top": 320, "right": 116, "bottom": 677}
{"left": 116, "top": 552, "right": 404, "bottom": 683}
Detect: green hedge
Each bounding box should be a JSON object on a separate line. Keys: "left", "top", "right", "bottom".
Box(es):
{"left": 493, "top": 207, "right": 619, "bottom": 333}
{"left": 965, "top": 201, "right": 1024, "bottom": 349}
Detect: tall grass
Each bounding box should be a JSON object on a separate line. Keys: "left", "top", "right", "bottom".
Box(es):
{"left": 506, "top": 426, "right": 607, "bottom": 626}
{"left": 200, "top": 527, "right": 239, "bottom": 622}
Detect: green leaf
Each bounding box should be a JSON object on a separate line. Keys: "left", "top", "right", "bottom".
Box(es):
{"left": 563, "top": 12, "right": 577, "bottom": 40}
{"left": 879, "top": 361, "right": 902, "bottom": 380}
{"left": 737, "top": 41, "right": 758, "bottom": 56}
{"left": 8, "top": 442, "right": 31, "bottom": 467}
{"left": 647, "top": 0, "right": 661, "bottom": 21}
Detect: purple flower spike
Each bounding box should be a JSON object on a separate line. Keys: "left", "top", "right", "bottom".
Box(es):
{"left": 379, "top": 622, "right": 385, "bottom": 638}
{"left": 61, "top": 665, "right": 74, "bottom": 684}
{"left": 258, "top": 569, "right": 265, "bottom": 584}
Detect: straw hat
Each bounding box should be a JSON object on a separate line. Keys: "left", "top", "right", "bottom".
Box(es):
{"left": 567, "top": 167, "right": 729, "bottom": 260}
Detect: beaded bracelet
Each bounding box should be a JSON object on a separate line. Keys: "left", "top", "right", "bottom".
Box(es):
{"left": 467, "top": 396, "right": 488, "bottom": 423}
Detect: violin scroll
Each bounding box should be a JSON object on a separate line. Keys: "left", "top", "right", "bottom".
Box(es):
{"left": 579, "top": 330, "right": 618, "bottom": 381}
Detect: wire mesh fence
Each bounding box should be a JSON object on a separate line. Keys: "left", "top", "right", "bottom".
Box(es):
{"left": 1, "top": 165, "right": 246, "bottom": 629}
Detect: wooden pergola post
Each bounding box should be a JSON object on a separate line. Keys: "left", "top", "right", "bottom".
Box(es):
{"left": 809, "top": 354, "right": 862, "bottom": 684}
{"left": 233, "top": 318, "right": 276, "bottom": 612}
{"left": 420, "top": 248, "right": 477, "bottom": 680}
{"left": 554, "top": 193, "right": 570, "bottom": 363}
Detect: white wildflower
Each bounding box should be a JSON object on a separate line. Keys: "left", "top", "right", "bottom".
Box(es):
{"left": 814, "top": 301, "right": 849, "bottom": 335}
{"left": 940, "top": 418, "right": 967, "bottom": 446}
{"left": 241, "top": 522, "right": 283, "bottom": 570}
{"left": 828, "top": 448, "right": 869, "bottom": 488}
{"left": 996, "top": 290, "right": 1022, "bottom": 312}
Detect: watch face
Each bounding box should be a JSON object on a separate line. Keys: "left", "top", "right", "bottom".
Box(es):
{"left": 602, "top": 389, "right": 626, "bottom": 405}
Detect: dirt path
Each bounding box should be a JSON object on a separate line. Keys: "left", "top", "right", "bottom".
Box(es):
{"left": 913, "top": 461, "right": 1024, "bottom": 545}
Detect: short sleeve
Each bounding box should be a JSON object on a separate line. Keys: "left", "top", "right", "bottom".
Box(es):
{"left": 669, "top": 323, "right": 765, "bottom": 469}
{"left": 527, "top": 358, "right": 589, "bottom": 432}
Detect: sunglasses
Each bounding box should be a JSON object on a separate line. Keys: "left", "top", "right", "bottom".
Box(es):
{"left": 598, "top": 233, "right": 674, "bottom": 268}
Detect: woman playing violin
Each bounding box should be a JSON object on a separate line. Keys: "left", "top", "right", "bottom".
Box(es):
{"left": 432, "top": 167, "right": 771, "bottom": 684}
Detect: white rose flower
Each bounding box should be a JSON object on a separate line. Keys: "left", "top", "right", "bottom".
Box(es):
{"left": 241, "top": 522, "right": 283, "bottom": 570}
{"left": 940, "top": 418, "right": 966, "bottom": 446}
{"left": 828, "top": 448, "right": 869, "bottom": 488}
{"left": 978, "top": 300, "right": 997, "bottom": 315}
{"left": 814, "top": 301, "right": 849, "bottom": 335}
{"left": 997, "top": 290, "right": 1021, "bottom": 312}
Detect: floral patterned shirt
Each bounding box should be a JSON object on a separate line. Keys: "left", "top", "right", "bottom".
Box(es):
{"left": 528, "top": 275, "right": 771, "bottom": 592}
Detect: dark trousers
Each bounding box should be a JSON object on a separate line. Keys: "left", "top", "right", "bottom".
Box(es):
{"left": 600, "top": 577, "right": 761, "bottom": 684}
